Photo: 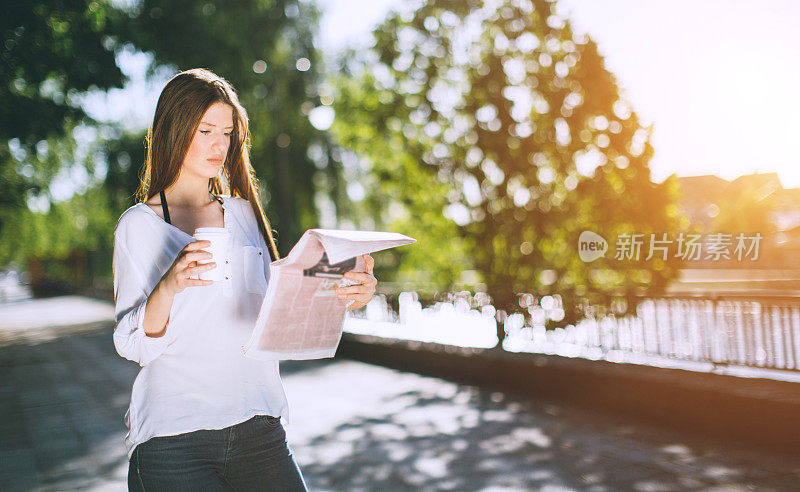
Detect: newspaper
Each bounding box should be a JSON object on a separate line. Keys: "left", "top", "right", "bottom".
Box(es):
{"left": 242, "top": 229, "right": 416, "bottom": 361}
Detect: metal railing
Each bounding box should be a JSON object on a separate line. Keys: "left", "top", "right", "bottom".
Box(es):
{"left": 584, "top": 297, "right": 800, "bottom": 371}
{"left": 354, "top": 292, "right": 800, "bottom": 373}
{"left": 503, "top": 296, "right": 800, "bottom": 372}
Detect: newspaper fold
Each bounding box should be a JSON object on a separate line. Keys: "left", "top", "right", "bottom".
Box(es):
{"left": 242, "top": 229, "right": 416, "bottom": 360}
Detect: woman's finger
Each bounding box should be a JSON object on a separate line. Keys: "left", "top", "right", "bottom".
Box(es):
{"left": 187, "top": 262, "right": 216, "bottom": 275}
{"left": 340, "top": 294, "right": 373, "bottom": 309}
{"left": 363, "top": 254, "right": 374, "bottom": 274}
{"left": 337, "top": 284, "right": 375, "bottom": 295}
{"left": 343, "top": 272, "right": 375, "bottom": 285}
{"left": 338, "top": 294, "right": 369, "bottom": 303}
{"left": 180, "top": 273, "right": 214, "bottom": 285}
{"left": 338, "top": 289, "right": 367, "bottom": 299}
{"left": 183, "top": 240, "right": 212, "bottom": 252}
{"left": 187, "top": 250, "right": 213, "bottom": 261}
{"left": 346, "top": 298, "right": 368, "bottom": 311}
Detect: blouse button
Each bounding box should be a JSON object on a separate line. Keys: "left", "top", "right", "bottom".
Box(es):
{"left": 258, "top": 252, "right": 262, "bottom": 256}
{"left": 225, "top": 275, "right": 229, "bottom": 280}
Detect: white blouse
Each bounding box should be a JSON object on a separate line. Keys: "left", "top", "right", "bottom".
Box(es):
{"left": 112, "top": 195, "right": 289, "bottom": 460}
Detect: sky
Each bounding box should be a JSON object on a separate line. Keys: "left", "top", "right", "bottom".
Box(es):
{"left": 317, "top": 0, "right": 800, "bottom": 187}
{"left": 88, "top": 0, "right": 800, "bottom": 189}
{"left": 555, "top": 0, "right": 800, "bottom": 186}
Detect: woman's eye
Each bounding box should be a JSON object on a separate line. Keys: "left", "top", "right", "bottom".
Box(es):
{"left": 200, "top": 130, "right": 210, "bottom": 134}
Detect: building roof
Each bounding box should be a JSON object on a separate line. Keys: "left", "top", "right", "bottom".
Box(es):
{"left": 675, "top": 172, "right": 798, "bottom": 229}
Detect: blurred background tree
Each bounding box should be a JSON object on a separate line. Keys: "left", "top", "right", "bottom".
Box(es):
{"left": 1, "top": 0, "right": 124, "bottom": 211}
{"left": 108, "top": 0, "right": 335, "bottom": 255}
{"left": 1, "top": 0, "right": 126, "bottom": 292}
{"left": 2, "top": 0, "right": 688, "bottom": 321}
{"left": 2, "top": 0, "right": 363, "bottom": 293}
{"left": 329, "top": 61, "right": 472, "bottom": 292}
{"left": 330, "top": 0, "right": 686, "bottom": 344}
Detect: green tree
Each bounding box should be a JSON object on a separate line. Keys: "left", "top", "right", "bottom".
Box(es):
{"left": 329, "top": 65, "right": 472, "bottom": 291}
{"left": 2, "top": 1, "right": 361, "bottom": 294}
{"left": 331, "top": 0, "right": 684, "bottom": 344}
{"left": 109, "top": 0, "right": 337, "bottom": 255}
{"left": 1, "top": 1, "right": 131, "bottom": 293}
{"left": 1, "top": 0, "right": 124, "bottom": 242}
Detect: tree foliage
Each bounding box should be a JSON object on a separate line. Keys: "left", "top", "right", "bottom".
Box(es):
{"left": 2, "top": 1, "right": 345, "bottom": 292}
{"left": 1, "top": 0, "right": 124, "bottom": 235}
{"left": 109, "top": 0, "right": 336, "bottom": 254}
{"left": 331, "top": 0, "right": 685, "bottom": 334}
{"left": 329, "top": 65, "right": 473, "bottom": 291}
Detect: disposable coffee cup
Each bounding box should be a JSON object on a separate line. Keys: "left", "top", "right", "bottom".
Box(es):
{"left": 192, "top": 227, "right": 230, "bottom": 282}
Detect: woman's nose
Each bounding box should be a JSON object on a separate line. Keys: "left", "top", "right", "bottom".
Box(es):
{"left": 211, "top": 132, "right": 226, "bottom": 150}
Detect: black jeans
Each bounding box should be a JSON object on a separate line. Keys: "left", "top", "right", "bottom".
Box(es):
{"left": 127, "top": 415, "right": 307, "bottom": 491}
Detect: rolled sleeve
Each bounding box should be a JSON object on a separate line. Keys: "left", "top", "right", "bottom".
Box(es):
{"left": 112, "top": 222, "right": 171, "bottom": 367}
{"left": 113, "top": 295, "right": 171, "bottom": 366}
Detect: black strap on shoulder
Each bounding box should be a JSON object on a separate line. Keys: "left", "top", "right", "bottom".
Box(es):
{"left": 160, "top": 191, "right": 222, "bottom": 224}
{"left": 159, "top": 190, "right": 171, "bottom": 224}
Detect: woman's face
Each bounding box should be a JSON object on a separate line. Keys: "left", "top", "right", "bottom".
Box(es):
{"left": 182, "top": 101, "right": 234, "bottom": 180}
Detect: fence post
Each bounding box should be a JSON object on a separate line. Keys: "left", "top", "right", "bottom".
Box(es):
{"left": 494, "top": 309, "right": 507, "bottom": 350}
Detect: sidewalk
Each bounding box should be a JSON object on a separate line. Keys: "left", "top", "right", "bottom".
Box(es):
{"left": 337, "top": 332, "right": 800, "bottom": 450}
{"left": 1, "top": 296, "right": 798, "bottom": 491}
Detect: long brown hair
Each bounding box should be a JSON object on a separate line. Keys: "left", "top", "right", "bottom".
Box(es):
{"left": 136, "top": 68, "right": 280, "bottom": 261}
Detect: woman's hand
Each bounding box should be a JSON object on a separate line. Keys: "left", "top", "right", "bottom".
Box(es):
{"left": 160, "top": 240, "right": 218, "bottom": 295}
{"left": 336, "top": 254, "right": 377, "bottom": 311}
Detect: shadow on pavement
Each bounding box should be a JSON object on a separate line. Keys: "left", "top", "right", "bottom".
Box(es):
{"left": 2, "top": 321, "right": 799, "bottom": 491}
{"left": 0, "top": 323, "right": 135, "bottom": 490}
{"left": 285, "top": 358, "right": 800, "bottom": 491}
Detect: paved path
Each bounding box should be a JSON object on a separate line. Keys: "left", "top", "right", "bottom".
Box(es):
{"left": 1, "top": 297, "right": 799, "bottom": 491}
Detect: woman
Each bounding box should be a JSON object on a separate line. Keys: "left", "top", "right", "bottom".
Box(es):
{"left": 113, "top": 68, "right": 377, "bottom": 490}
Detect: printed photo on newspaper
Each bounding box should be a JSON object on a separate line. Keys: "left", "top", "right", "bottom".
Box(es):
{"left": 242, "top": 229, "right": 416, "bottom": 361}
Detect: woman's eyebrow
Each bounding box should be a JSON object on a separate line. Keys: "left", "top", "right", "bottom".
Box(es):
{"left": 200, "top": 121, "right": 234, "bottom": 129}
